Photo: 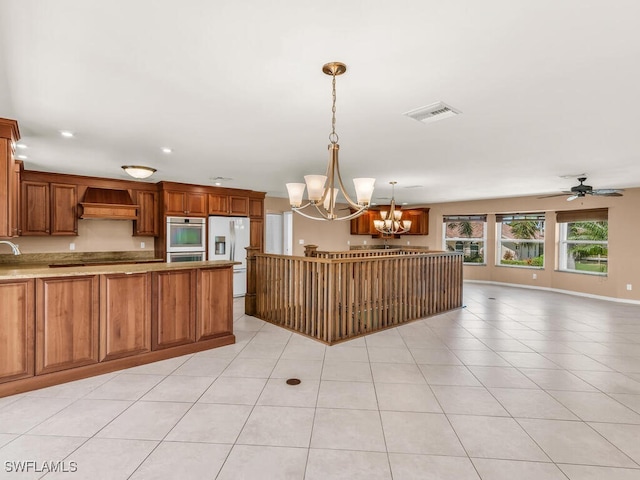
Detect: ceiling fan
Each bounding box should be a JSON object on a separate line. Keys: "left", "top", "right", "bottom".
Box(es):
{"left": 540, "top": 177, "right": 624, "bottom": 201}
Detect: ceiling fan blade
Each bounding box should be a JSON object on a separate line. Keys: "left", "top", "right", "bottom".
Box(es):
{"left": 591, "top": 189, "right": 624, "bottom": 196}
{"left": 567, "top": 195, "right": 579, "bottom": 201}
{"left": 537, "top": 192, "right": 572, "bottom": 199}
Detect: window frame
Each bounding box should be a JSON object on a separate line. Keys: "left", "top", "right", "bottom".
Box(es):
{"left": 442, "top": 215, "right": 487, "bottom": 266}
{"left": 557, "top": 220, "right": 608, "bottom": 276}
{"left": 495, "top": 214, "right": 545, "bottom": 269}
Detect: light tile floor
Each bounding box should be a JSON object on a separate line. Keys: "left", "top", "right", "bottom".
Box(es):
{"left": 1, "top": 283, "right": 640, "bottom": 479}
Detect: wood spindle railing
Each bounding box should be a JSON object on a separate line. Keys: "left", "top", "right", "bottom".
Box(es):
{"left": 252, "top": 250, "right": 463, "bottom": 345}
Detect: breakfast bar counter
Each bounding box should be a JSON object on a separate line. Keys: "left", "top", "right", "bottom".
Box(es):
{"left": 0, "top": 260, "right": 237, "bottom": 397}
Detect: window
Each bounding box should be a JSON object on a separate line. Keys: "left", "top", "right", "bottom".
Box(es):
{"left": 443, "top": 215, "right": 487, "bottom": 265}
{"left": 496, "top": 213, "right": 545, "bottom": 268}
{"left": 557, "top": 208, "right": 608, "bottom": 275}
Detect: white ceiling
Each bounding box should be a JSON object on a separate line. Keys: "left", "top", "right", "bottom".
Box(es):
{"left": 1, "top": 0, "right": 639, "bottom": 205}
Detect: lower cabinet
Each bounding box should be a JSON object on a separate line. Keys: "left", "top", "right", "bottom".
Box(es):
{"left": 1, "top": 265, "right": 235, "bottom": 396}
{"left": 36, "top": 276, "right": 99, "bottom": 375}
{"left": 197, "top": 267, "right": 233, "bottom": 340}
{"left": 152, "top": 269, "right": 196, "bottom": 349}
{"left": 0, "top": 279, "right": 34, "bottom": 384}
{"left": 100, "top": 273, "right": 151, "bottom": 361}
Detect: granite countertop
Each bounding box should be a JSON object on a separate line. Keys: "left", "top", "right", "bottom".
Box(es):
{"left": 0, "top": 260, "right": 239, "bottom": 280}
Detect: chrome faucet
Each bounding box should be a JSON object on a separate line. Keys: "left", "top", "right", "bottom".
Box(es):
{"left": 0, "top": 240, "right": 21, "bottom": 255}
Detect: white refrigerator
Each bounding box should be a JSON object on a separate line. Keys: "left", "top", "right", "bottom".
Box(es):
{"left": 208, "top": 216, "right": 251, "bottom": 297}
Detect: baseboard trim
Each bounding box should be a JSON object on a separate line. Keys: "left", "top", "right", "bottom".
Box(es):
{"left": 464, "top": 280, "right": 640, "bottom": 305}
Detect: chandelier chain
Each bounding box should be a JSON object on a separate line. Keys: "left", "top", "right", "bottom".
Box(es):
{"left": 329, "top": 72, "right": 339, "bottom": 144}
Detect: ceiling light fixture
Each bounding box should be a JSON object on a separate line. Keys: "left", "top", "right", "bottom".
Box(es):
{"left": 161, "top": 147, "right": 172, "bottom": 154}
{"left": 373, "top": 182, "right": 412, "bottom": 235}
{"left": 286, "top": 62, "right": 375, "bottom": 221}
{"left": 17, "top": 155, "right": 27, "bottom": 160}
{"left": 121, "top": 165, "right": 157, "bottom": 179}
{"left": 16, "top": 144, "right": 27, "bottom": 149}
{"left": 60, "top": 131, "right": 74, "bottom": 138}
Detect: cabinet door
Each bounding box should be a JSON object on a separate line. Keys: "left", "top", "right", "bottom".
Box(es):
{"left": 21, "top": 181, "right": 50, "bottom": 235}
{"left": 196, "top": 268, "right": 232, "bottom": 340}
{"left": 350, "top": 210, "right": 374, "bottom": 235}
{"left": 0, "top": 123, "right": 19, "bottom": 238}
{"left": 250, "top": 218, "right": 264, "bottom": 252}
{"left": 249, "top": 197, "right": 264, "bottom": 219}
{"left": 152, "top": 270, "right": 196, "bottom": 349}
{"left": 186, "top": 192, "right": 207, "bottom": 216}
{"left": 100, "top": 273, "right": 151, "bottom": 361}
{"left": 0, "top": 279, "right": 34, "bottom": 384}
{"left": 50, "top": 183, "right": 78, "bottom": 235}
{"left": 11, "top": 160, "right": 21, "bottom": 236}
{"left": 134, "top": 190, "right": 159, "bottom": 236}
{"left": 208, "top": 193, "right": 229, "bottom": 215}
{"left": 229, "top": 196, "right": 249, "bottom": 216}
{"left": 164, "top": 190, "right": 186, "bottom": 215}
{"left": 405, "top": 209, "right": 429, "bottom": 235}
{"left": 36, "top": 276, "right": 99, "bottom": 375}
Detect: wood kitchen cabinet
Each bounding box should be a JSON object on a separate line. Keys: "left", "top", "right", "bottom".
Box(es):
{"left": 196, "top": 267, "right": 233, "bottom": 340}
{"left": 21, "top": 181, "right": 50, "bottom": 235}
{"left": 164, "top": 190, "right": 207, "bottom": 216}
{"left": 0, "top": 279, "right": 34, "bottom": 384}
{"left": 100, "top": 273, "right": 151, "bottom": 361}
{"left": 133, "top": 189, "right": 159, "bottom": 236}
{"left": 350, "top": 208, "right": 429, "bottom": 236}
{"left": 11, "top": 161, "right": 22, "bottom": 236}
{"left": 21, "top": 181, "right": 78, "bottom": 236}
{"left": 404, "top": 208, "right": 429, "bottom": 235}
{"left": 35, "top": 275, "right": 99, "bottom": 375}
{"left": 152, "top": 269, "right": 196, "bottom": 349}
{"left": 250, "top": 218, "right": 264, "bottom": 253}
{"left": 50, "top": 183, "right": 78, "bottom": 235}
{"left": 350, "top": 210, "right": 375, "bottom": 235}
{"left": 208, "top": 193, "right": 249, "bottom": 216}
{"left": 0, "top": 118, "right": 20, "bottom": 238}
{"left": 249, "top": 197, "right": 264, "bottom": 219}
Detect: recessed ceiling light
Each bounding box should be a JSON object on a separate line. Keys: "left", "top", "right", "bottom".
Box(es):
{"left": 161, "top": 147, "right": 172, "bottom": 154}
{"left": 16, "top": 144, "right": 27, "bottom": 149}
{"left": 210, "top": 176, "right": 232, "bottom": 186}
{"left": 60, "top": 131, "right": 74, "bottom": 138}
{"left": 402, "top": 202, "right": 408, "bottom": 205}
{"left": 17, "top": 155, "right": 27, "bottom": 160}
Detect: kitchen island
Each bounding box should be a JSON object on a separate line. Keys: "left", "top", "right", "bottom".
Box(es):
{"left": 0, "top": 260, "right": 237, "bottom": 397}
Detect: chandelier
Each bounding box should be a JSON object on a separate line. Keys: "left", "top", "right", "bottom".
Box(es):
{"left": 286, "top": 62, "right": 375, "bottom": 221}
{"left": 373, "top": 182, "right": 412, "bottom": 235}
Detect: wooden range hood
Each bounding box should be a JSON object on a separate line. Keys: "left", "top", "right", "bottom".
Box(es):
{"left": 78, "top": 187, "right": 139, "bottom": 220}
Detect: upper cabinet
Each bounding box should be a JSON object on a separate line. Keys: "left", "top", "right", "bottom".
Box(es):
{"left": 249, "top": 196, "right": 264, "bottom": 219}
{"left": 21, "top": 181, "right": 78, "bottom": 236}
{"left": 350, "top": 207, "right": 429, "bottom": 237}
{"left": 0, "top": 118, "right": 20, "bottom": 238}
{"left": 164, "top": 189, "right": 207, "bottom": 217}
{"left": 208, "top": 193, "right": 250, "bottom": 216}
{"left": 133, "top": 190, "right": 159, "bottom": 236}
{"left": 50, "top": 183, "right": 78, "bottom": 235}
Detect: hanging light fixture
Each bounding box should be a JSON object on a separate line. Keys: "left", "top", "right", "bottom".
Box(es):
{"left": 286, "top": 62, "right": 375, "bottom": 221}
{"left": 121, "top": 165, "right": 157, "bottom": 179}
{"left": 373, "top": 181, "right": 412, "bottom": 235}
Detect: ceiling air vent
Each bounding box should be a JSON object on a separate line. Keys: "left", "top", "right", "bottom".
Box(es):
{"left": 404, "top": 102, "right": 461, "bottom": 124}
